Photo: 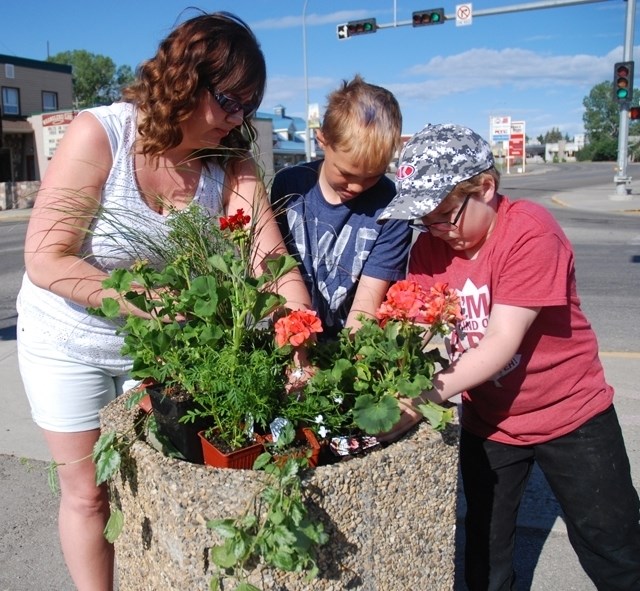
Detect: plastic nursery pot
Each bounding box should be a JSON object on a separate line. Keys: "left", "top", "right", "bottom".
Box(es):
{"left": 147, "top": 384, "right": 209, "bottom": 464}
{"left": 198, "top": 431, "right": 265, "bottom": 469}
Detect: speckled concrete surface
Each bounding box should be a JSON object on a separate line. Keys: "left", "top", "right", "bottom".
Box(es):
{"left": 101, "top": 394, "right": 460, "bottom": 591}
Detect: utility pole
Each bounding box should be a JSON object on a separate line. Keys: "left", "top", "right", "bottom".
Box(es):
{"left": 302, "top": 0, "right": 312, "bottom": 162}
{"left": 613, "top": 0, "right": 636, "bottom": 199}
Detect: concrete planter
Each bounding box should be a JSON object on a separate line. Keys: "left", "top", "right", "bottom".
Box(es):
{"left": 101, "top": 393, "right": 460, "bottom": 591}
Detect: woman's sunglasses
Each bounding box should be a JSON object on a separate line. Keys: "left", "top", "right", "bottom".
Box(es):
{"left": 207, "top": 86, "right": 257, "bottom": 118}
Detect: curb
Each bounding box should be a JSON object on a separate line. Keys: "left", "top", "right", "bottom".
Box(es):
{"left": 550, "top": 195, "right": 640, "bottom": 214}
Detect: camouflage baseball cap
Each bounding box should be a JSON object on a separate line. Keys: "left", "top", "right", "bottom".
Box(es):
{"left": 377, "top": 123, "right": 494, "bottom": 222}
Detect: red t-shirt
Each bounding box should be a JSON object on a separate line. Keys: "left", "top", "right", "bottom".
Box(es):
{"left": 408, "top": 195, "right": 613, "bottom": 445}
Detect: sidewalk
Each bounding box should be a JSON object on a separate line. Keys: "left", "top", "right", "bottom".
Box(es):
{"left": 1, "top": 184, "right": 639, "bottom": 590}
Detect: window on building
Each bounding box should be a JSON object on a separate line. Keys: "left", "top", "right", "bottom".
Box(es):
{"left": 42, "top": 91, "right": 58, "bottom": 112}
{"left": 1, "top": 87, "right": 20, "bottom": 115}
{"left": 4, "top": 64, "right": 15, "bottom": 79}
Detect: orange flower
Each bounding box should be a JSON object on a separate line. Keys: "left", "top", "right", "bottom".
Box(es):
{"left": 376, "top": 279, "right": 429, "bottom": 325}
{"left": 376, "top": 279, "right": 462, "bottom": 328}
{"left": 427, "top": 282, "right": 463, "bottom": 326}
{"left": 275, "top": 310, "right": 323, "bottom": 348}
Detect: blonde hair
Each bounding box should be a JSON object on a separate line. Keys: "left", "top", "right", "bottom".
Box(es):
{"left": 446, "top": 168, "right": 501, "bottom": 204}
{"left": 320, "top": 75, "right": 402, "bottom": 172}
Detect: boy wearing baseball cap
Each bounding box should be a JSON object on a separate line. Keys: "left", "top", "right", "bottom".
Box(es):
{"left": 379, "top": 123, "right": 640, "bottom": 590}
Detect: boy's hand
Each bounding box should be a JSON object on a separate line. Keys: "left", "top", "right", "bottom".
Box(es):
{"left": 376, "top": 397, "right": 423, "bottom": 443}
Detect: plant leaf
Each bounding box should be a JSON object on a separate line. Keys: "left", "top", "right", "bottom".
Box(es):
{"left": 207, "top": 518, "right": 238, "bottom": 539}
{"left": 353, "top": 394, "right": 401, "bottom": 434}
{"left": 210, "top": 544, "right": 238, "bottom": 569}
{"left": 99, "top": 297, "right": 121, "bottom": 318}
{"left": 94, "top": 447, "right": 122, "bottom": 485}
{"left": 417, "top": 400, "right": 455, "bottom": 431}
{"left": 104, "top": 508, "right": 124, "bottom": 542}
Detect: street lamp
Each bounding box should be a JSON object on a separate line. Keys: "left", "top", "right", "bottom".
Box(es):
{"left": 302, "top": 0, "right": 312, "bottom": 162}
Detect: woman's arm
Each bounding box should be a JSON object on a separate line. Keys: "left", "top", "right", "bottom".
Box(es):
{"left": 24, "top": 112, "right": 119, "bottom": 309}
{"left": 224, "top": 157, "right": 312, "bottom": 312}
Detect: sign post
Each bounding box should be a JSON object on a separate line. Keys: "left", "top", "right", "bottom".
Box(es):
{"left": 490, "top": 115, "right": 511, "bottom": 174}
{"left": 509, "top": 120, "right": 526, "bottom": 173}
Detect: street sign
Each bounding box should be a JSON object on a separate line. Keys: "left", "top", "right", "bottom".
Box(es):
{"left": 490, "top": 115, "right": 511, "bottom": 143}
{"left": 509, "top": 120, "right": 526, "bottom": 158}
{"left": 42, "top": 111, "right": 77, "bottom": 158}
{"left": 510, "top": 120, "right": 525, "bottom": 135}
{"left": 456, "top": 3, "right": 472, "bottom": 26}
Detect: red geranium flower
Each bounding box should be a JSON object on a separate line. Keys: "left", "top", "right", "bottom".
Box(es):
{"left": 219, "top": 208, "right": 250, "bottom": 231}
{"left": 275, "top": 309, "right": 323, "bottom": 348}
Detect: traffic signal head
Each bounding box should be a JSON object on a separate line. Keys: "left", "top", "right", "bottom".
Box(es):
{"left": 614, "top": 61, "right": 634, "bottom": 104}
{"left": 341, "top": 18, "right": 377, "bottom": 38}
{"left": 412, "top": 8, "right": 445, "bottom": 26}
{"left": 630, "top": 106, "right": 640, "bottom": 120}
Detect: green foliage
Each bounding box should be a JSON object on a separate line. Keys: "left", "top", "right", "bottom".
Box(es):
{"left": 48, "top": 49, "right": 134, "bottom": 107}
{"left": 207, "top": 425, "right": 328, "bottom": 591}
{"left": 92, "top": 205, "right": 298, "bottom": 451}
{"left": 583, "top": 81, "right": 621, "bottom": 142}
{"left": 537, "top": 127, "right": 565, "bottom": 144}
{"left": 286, "top": 316, "right": 454, "bottom": 438}
{"left": 576, "top": 136, "right": 618, "bottom": 161}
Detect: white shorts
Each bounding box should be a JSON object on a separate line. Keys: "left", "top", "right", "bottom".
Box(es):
{"left": 17, "top": 320, "right": 138, "bottom": 432}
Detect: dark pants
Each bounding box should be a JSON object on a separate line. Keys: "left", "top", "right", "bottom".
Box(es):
{"left": 460, "top": 405, "right": 640, "bottom": 591}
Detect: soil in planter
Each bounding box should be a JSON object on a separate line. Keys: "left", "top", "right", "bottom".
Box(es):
{"left": 258, "top": 428, "right": 322, "bottom": 468}
{"left": 202, "top": 431, "right": 258, "bottom": 455}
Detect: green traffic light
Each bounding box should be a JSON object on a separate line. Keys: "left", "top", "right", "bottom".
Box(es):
{"left": 412, "top": 8, "right": 445, "bottom": 27}
{"left": 617, "top": 88, "right": 629, "bottom": 99}
{"left": 363, "top": 22, "right": 373, "bottom": 31}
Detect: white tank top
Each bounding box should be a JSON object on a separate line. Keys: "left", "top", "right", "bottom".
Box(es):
{"left": 17, "top": 102, "right": 225, "bottom": 372}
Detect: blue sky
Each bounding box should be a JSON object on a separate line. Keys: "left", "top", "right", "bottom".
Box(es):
{"left": 1, "top": 0, "right": 637, "bottom": 140}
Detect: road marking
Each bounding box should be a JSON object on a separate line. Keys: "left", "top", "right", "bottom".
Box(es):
{"left": 600, "top": 351, "right": 640, "bottom": 359}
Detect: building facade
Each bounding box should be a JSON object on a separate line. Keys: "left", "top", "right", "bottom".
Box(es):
{"left": 0, "top": 54, "right": 73, "bottom": 186}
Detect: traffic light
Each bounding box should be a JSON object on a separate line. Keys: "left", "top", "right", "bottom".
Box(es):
{"left": 613, "top": 61, "right": 634, "bottom": 103}
{"left": 337, "top": 19, "right": 377, "bottom": 39}
{"left": 630, "top": 106, "right": 640, "bottom": 120}
{"left": 412, "top": 8, "right": 445, "bottom": 26}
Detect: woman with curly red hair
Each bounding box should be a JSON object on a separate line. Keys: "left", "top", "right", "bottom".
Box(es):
{"left": 16, "top": 11, "right": 309, "bottom": 590}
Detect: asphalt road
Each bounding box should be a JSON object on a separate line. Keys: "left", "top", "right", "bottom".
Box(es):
{"left": 1, "top": 163, "right": 639, "bottom": 590}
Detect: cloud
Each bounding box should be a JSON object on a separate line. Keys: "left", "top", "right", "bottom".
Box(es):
{"left": 251, "top": 10, "right": 372, "bottom": 30}
{"left": 388, "top": 46, "right": 636, "bottom": 102}
{"left": 264, "top": 75, "right": 336, "bottom": 110}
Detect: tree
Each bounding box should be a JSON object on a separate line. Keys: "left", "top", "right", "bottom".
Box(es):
{"left": 536, "top": 128, "right": 566, "bottom": 144}
{"left": 582, "top": 81, "right": 620, "bottom": 142}
{"left": 580, "top": 80, "right": 640, "bottom": 161}
{"left": 48, "top": 50, "right": 134, "bottom": 108}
